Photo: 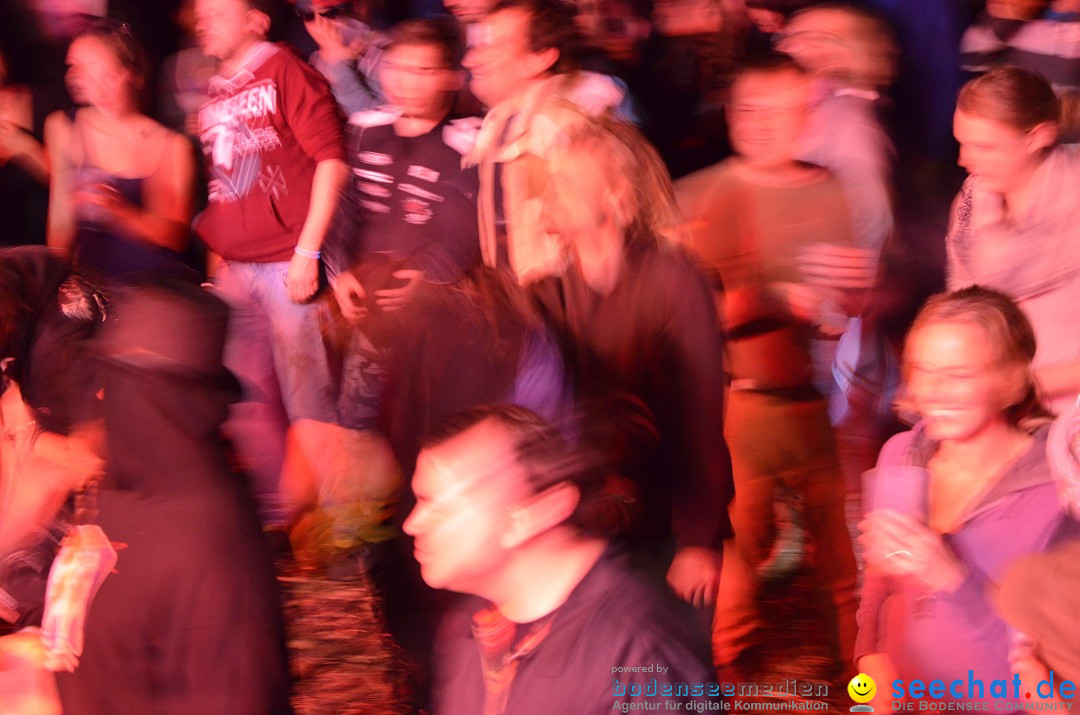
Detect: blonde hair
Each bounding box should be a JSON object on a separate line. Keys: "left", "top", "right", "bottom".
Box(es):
{"left": 553, "top": 116, "right": 685, "bottom": 245}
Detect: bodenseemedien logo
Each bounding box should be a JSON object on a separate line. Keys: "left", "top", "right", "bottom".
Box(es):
{"left": 850, "top": 673, "right": 877, "bottom": 712}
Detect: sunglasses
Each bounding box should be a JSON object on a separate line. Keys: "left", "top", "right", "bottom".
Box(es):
{"left": 296, "top": 4, "right": 351, "bottom": 21}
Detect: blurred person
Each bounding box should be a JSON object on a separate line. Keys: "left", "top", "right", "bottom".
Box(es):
{"left": 961, "top": 0, "right": 1071, "bottom": 89}
{"left": 341, "top": 267, "right": 574, "bottom": 710}
{"left": 947, "top": 66, "right": 1080, "bottom": 414}
{"left": 157, "top": 0, "right": 219, "bottom": 136}
{"left": 463, "top": 0, "right": 631, "bottom": 282}
{"left": 856, "top": 287, "right": 1074, "bottom": 709}
{"left": 0, "top": 246, "right": 104, "bottom": 632}
{"left": 642, "top": 0, "right": 746, "bottom": 175}
{"left": 284, "top": 22, "right": 485, "bottom": 708}
{"left": 743, "top": 0, "right": 818, "bottom": 54}
{"left": 404, "top": 405, "right": 721, "bottom": 714}
{"left": 325, "top": 17, "right": 480, "bottom": 334}
{"left": 960, "top": 0, "right": 1080, "bottom": 139}
{"left": 193, "top": 0, "right": 350, "bottom": 526}
{"left": 530, "top": 119, "right": 732, "bottom": 607}
{"left": 382, "top": 267, "right": 570, "bottom": 480}
{"left": 575, "top": 0, "right": 652, "bottom": 65}
{"left": 324, "top": 17, "right": 481, "bottom": 430}
{"left": 776, "top": 2, "right": 899, "bottom": 493}
{"left": 995, "top": 394, "right": 1080, "bottom": 705}
{"left": 53, "top": 280, "right": 291, "bottom": 714}
{"left": 32, "top": 0, "right": 106, "bottom": 42}
{"left": 45, "top": 19, "right": 198, "bottom": 286}
{"left": 296, "top": 0, "right": 388, "bottom": 115}
{"left": 446, "top": 0, "right": 632, "bottom": 117}
{"left": 777, "top": 2, "right": 896, "bottom": 257}
{"left": 676, "top": 53, "right": 859, "bottom": 678}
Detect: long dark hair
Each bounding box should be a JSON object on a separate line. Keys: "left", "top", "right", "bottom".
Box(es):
{"left": 76, "top": 17, "right": 150, "bottom": 102}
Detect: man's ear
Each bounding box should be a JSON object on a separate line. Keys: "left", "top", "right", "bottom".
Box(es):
{"left": 500, "top": 482, "right": 580, "bottom": 549}
{"left": 246, "top": 8, "right": 271, "bottom": 38}
{"left": 520, "top": 47, "right": 559, "bottom": 80}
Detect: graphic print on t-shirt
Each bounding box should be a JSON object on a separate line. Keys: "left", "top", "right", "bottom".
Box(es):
{"left": 199, "top": 79, "right": 284, "bottom": 204}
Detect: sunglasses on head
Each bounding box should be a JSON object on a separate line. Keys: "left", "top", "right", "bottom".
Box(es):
{"left": 296, "top": 3, "right": 351, "bottom": 21}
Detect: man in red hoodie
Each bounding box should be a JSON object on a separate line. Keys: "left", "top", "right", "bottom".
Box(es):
{"left": 194, "top": 0, "right": 349, "bottom": 525}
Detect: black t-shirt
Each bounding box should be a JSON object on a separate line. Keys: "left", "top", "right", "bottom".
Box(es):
{"left": 324, "top": 108, "right": 482, "bottom": 283}
{"left": 530, "top": 243, "right": 733, "bottom": 549}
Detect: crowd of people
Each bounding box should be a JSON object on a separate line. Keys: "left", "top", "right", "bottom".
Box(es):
{"left": 2, "top": 0, "right": 1080, "bottom": 712}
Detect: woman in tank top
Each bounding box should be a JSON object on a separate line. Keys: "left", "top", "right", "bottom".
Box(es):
{"left": 46, "top": 19, "right": 197, "bottom": 285}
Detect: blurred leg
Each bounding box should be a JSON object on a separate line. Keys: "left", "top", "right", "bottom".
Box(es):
{"left": 713, "top": 390, "right": 777, "bottom": 670}
{"left": 214, "top": 261, "right": 290, "bottom": 527}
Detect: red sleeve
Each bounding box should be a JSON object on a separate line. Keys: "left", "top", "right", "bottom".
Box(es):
{"left": 275, "top": 44, "right": 345, "bottom": 164}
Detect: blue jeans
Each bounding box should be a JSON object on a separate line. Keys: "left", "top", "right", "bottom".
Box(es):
{"left": 213, "top": 260, "right": 340, "bottom": 524}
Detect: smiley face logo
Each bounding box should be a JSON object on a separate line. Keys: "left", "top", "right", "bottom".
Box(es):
{"left": 848, "top": 673, "right": 876, "bottom": 704}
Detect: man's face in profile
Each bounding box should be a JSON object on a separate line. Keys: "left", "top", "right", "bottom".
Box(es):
{"left": 404, "top": 420, "right": 528, "bottom": 594}
{"left": 463, "top": 7, "right": 537, "bottom": 108}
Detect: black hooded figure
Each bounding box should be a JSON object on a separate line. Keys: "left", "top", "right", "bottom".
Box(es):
{"left": 54, "top": 280, "right": 292, "bottom": 714}
{"left": 1, "top": 246, "right": 103, "bottom": 633}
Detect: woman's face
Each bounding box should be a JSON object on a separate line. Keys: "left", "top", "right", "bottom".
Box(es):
{"left": 66, "top": 36, "right": 134, "bottom": 111}
{"left": 905, "top": 320, "right": 1022, "bottom": 443}
{"left": 954, "top": 109, "right": 1052, "bottom": 195}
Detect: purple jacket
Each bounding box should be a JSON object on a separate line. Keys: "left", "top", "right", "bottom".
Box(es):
{"left": 855, "top": 424, "right": 1072, "bottom": 702}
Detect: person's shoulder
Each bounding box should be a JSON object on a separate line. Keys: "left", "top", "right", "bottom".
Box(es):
{"left": 443, "top": 116, "right": 484, "bottom": 156}
{"left": 567, "top": 555, "right": 713, "bottom": 678}
{"left": 633, "top": 241, "right": 712, "bottom": 285}
{"left": 533, "top": 81, "right": 594, "bottom": 122}
{"left": 144, "top": 120, "right": 194, "bottom": 164}
{"left": 44, "top": 107, "right": 76, "bottom": 145}
{"left": 675, "top": 159, "right": 739, "bottom": 204}
{"left": 526, "top": 102, "right": 591, "bottom": 152}
{"left": 262, "top": 42, "right": 331, "bottom": 86}
{"left": 572, "top": 550, "right": 693, "bottom": 631}
{"left": 1050, "top": 143, "right": 1080, "bottom": 174}
{"left": 876, "top": 428, "right": 920, "bottom": 468}
{"left": 262, "top": 42, "right": 304, "bottom": 69}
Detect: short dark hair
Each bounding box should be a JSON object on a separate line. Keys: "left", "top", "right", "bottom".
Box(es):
{"left": 491, "top": 0, "right": 582, "bottom": 74}
{"left": 387, "top": 17, "right": 465, "bottom": 70}
{"left": 243, "top": 0, "right": 280, "bottom": 17}
{"left": 425, "top": 405, "right": 613, "bottom": 535}
{"left": 732, "top": 51, "right": 807, "bottom": 83}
